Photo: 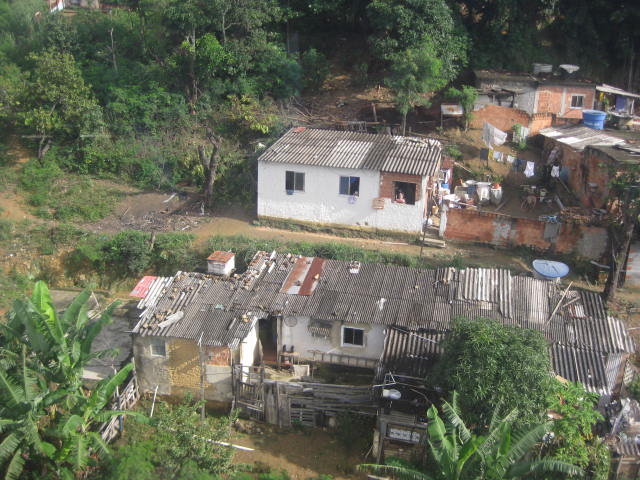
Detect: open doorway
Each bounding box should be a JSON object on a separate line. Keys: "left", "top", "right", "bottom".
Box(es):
{"left": 259, "top": 316, "right": 278, "bottom": 364}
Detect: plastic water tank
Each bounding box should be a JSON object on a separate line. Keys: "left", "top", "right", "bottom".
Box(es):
{"left": 476, "top": 182, "right": 491, "bottom": 204}
{"left": 582, "top": 110, "right": 606, "bottom": 130}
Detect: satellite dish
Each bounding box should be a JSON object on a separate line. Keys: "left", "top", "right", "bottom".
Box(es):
{"left": 284, "top": 317, "right": 298, "bottom": 327}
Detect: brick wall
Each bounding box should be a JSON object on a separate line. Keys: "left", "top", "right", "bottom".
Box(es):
{"left": 543, "top": 139, "right": 613, "bottom": 209}
{"left": 379, "top": 171, "right": 423, "bottom": 201}
{"left": 168, "top": 338, "right": 201, "bottom": 389}
{"left": 207, "top": 346, "right": 231, "bottom": 366}
{"left": 535, "top": 86, "right": 595, "bottom": 119}
{"left": 471, "top": 105, "right": 531, "bottom": 133}
{"left": 471, "top": 105, "right": 554, "bottom": 134}
{"left": 444, "top": 208, "right": 608, "bottom": 260}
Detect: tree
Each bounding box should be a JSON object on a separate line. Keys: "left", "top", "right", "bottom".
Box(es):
{"left": 197, "top": 127, "right": 223, "bottom": 208}
{"left": 0, "top": 282, "right": 136, "bottom": 479}
{"left": 359, "top": 393, "right": 580, "bottom": 480}
{"left": 603, "top": 163, "right": 640, "bottom": 302}
{"left": 20, "top": 49, "right": 103, "bottom": 161}
{"left": 367, "top": 0, "right": 468, "bottom": 80}
{"left": 445, "top": 86, "right": 478, "bottom": 131}
{"left": 432, "top": 318, "right": 553, "bottom": 428}
{"left": 385, "top": 37, "right": 446, "bottom": 135}
{"left": 544, "top": 380, "right": 609, "bottom": 479}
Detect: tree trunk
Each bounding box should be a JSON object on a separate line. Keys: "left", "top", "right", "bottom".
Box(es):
{"left": 38, "top": 137, "right": 52, "bottom": 163}
{"left": 401, "top": 112, "right": 407, "bottom": 136}
{"left": 197, "top": 128, "right": 222, "bottom": 209}
{"left": 603, "top": 189, "right": 639, "bottom": 302}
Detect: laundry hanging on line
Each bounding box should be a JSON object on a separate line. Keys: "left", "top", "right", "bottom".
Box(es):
{"left": 551, "top": 165, "right": 560, "bottom": 178}
{"left": 493, "top": 151, "right": 503, "bottom": 162}
{"left": 506, "top": 154, "right": 515, "bottom": 164}
{"left": 524, "top": 161, "right": 535, "bottom": 178}
{"left": 482, "top": 121, "right": 508, "bottom": 147}
{"left": 480, "top": 148, "right": 489, "bottom": 161}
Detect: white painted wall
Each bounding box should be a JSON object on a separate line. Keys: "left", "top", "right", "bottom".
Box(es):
{"left": 239, "top": 323, "right": 259, "bottom": 366}
{"left": 258, "top": 162, "right": 427, "bottom": 232}
{"left": 281, "top": 316, "right": 386, "bottom": 362}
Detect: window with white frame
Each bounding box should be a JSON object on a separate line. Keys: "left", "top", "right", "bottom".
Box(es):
{"left": 150, "top": 338, "right": 166, "bottom": 357}
{"left": 285, "top": 171, "right": 305, "bottom": 193}
{"left": 339, "top": 176, "right": 360, "bottom": 196}
{"left": 570, "top": 95, "right": 585, "bottom": 108}
{"left": 342, "top": 326, "right": 364, "bottom": 346}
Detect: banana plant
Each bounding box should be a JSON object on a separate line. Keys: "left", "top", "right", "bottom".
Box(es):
{"left": 360, "top": 392, "right": 581, "bottom": 480}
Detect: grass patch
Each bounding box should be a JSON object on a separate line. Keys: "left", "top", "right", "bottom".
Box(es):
{"left": 20, "top": 160, "right": 124, "bottom": 222}
{"left": 256, "top": 217, "right": 420, "bottom": 243}
{"left": 206, "top": 234, "right": 445, "bottom": 271}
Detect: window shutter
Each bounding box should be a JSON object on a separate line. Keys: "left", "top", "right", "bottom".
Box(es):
{"left": 339, "top": 176, "right": 349, "bottom": 195}
{"left": 286, "top": 171, "right": 294, "bottom": 191}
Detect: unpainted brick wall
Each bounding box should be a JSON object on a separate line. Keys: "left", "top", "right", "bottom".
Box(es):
{"left": 444, "top": 208, "right": 607, "bottom": 260}
{"left": 536, "top": 86, "right": 595, "bottom": 119}
{"left": 168, "top": 338, "right": 201, "bottom": 389}
{"left": 544, "top": 139, "right": 613, "bottom": 209}
{"left": 471, "top": 105, "right": 531, "bottom": 133}
{"left": 207, "top": 346, "right": 231, "bottom": 366}
{"left": 379, "top": 171, "right": 423, "bottom": 201}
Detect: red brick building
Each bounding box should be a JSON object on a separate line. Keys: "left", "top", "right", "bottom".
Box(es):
{"left": 473, "top": 69, "right": 596, "bottom": 134}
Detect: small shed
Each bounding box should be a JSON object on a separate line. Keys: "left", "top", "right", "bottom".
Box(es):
{"left": 207, "top": 251, "right": 235, "bottom": 276}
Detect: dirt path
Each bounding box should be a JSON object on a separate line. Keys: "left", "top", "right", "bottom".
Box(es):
{"left": 231, "top": 422, "right": 366, "bottom": 480}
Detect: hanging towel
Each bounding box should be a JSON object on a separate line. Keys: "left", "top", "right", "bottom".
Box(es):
{"left": 480, "top": 148, "right": 489, "bottom": 161}
{"left": 482, "top": 121, "right": 508, "bottom": 147}
{"left": 524, "top": 161, "right": 535, "bottom": 178}
{"left": 488, "top": 148, "right": 494, "bottom": 162}
{"left": 493, "top": 151, "right": 503, "bottom": 162}
{"left": 551, "top": 165, "right": 560, "bottom": 178}
{"left": 506, "top": 154, "right": 515, "bottom": 164}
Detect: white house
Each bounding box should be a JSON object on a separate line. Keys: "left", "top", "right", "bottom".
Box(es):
{"left": 257, "top": 128, "right": 443, "bottom": 233}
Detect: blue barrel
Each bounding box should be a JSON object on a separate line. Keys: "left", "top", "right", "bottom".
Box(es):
{"left": 582, "top": 110, "right": 606, "bottom": 130}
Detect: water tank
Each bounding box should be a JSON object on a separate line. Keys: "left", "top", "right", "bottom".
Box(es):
{"left": 582, "top": 110, "right": 606, "bottom": 130}
{"left": 533, "top": 63, "right": 553, "bottom": 74}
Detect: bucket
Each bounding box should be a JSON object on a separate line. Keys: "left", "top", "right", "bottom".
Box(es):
{"left": 582, "top": 110, "right": 606, "bottom": 130}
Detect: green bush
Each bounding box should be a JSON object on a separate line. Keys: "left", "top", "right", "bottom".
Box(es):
{"left": 627, "top": 376, "right": 640, "bottom": 401}
{"left": 300, "top": 48, "right": 330, "bottom": 91}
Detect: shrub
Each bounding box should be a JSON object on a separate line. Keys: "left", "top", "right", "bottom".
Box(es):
{"left": 300, "top": 48, "right": 330, "bottom": 91}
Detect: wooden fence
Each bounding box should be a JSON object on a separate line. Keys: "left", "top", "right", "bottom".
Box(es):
{"left": 98, "top": 371, "right": 141, "bottom": 443}
{"left": 233, "top": 365, "right": 377, "bottom": 428}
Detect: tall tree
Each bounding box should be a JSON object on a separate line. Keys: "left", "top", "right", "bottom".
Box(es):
{"left": 385, "top": 37, "right": 446, "bottom": 135}
{"left": 603, "top": 163, "right": 640, "bottom": 302}
{"left": 20, "top": 49, "right": 103, "bottom": 161}
{"left": 367, "top": 0, "right": 469, "bottom": 81}
{"left": 197, "top": 127, "right": 223, "bottom": 208}
{"left": 432, "top": 318, "right": 553, "bottom": 428}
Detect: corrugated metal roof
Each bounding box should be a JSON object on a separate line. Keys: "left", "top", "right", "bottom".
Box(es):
{"left": 539, "top": 124, "right": 627, "bottom": 151}
{"left": 258, "top": 128, "right": 442, "bottom": 176}
{"left": 133, "top": 252, "right": 634, "bottom": 391}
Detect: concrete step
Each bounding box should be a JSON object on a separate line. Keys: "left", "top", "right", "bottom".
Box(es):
{"left": 422, "top": 237, "right": 446, "bottom": 248}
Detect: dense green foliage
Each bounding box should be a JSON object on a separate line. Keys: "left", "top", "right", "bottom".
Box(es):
{"left": 99, "top": 396, "right": 235, "bottom": 480}
{"left": 360, "top": 392, "right": 579, "bottom": 480}
{"left": 543, "top": 381, "right": 609, "bottom": 479}
{"left": 432, "top": 318, "right": 553, "bottom": 428}
{"left": 0, "top": 282, "right": 136, "bottom": 479}
{"left": 0, "top": 0, "right": 636, "bottom": 205}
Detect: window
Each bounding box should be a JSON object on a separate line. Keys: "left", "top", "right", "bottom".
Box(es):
{"left": 285, "top": 171, "right": 305, "bottom": 192}
{"left": 150, "top": 338, "right": 166, "bottom": 357}
{"left": 339, "top": 176, "right": 360, "bottom": 196}
{"left": 342, "top": 326, "right": 364, "bottom": 346}
{"left": 393, "top": 181, "right": 417, "bottom": 205}
{"left": 570, "top": 95, "right": 585, "bottom": 108}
